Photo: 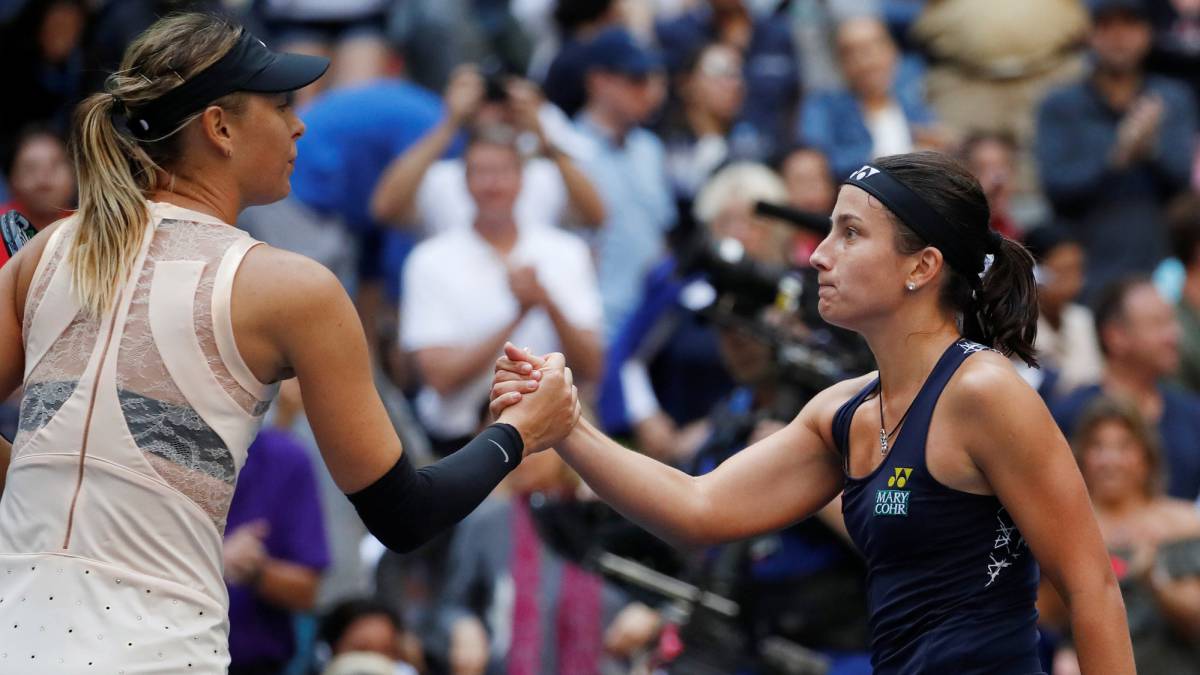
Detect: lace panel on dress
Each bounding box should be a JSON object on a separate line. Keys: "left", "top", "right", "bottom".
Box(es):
{"left": 14, "top": 312, "right": 100, "bottom": 454}
{"left": 114, "top": 218, "right": 267, "bottom": 532}
{"left": 21, "top": 223, "right": 70, "bottom": 346}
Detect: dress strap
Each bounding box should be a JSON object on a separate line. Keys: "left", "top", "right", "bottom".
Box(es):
{"left": 832, "top": 377, "right": 881, "bottom": 473}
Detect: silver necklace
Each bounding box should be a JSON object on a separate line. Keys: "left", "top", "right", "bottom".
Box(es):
{"left": 877, "top": 382, "right": 913, "bottom": 456}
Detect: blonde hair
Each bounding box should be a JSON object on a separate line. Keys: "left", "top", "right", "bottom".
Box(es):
{"left": 69, "top": 12, "right": 245, "bottom": 318}
{"left": 693, "top": 162, "right": 791, "bottom": 263}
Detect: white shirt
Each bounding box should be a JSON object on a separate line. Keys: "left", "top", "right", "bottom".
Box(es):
{"left": 414, "top": 157, "right": 568, "bottom": 236}
{"left": 401, "top": 224, "right": 603, "bottom": 439}
{"left": 1036, "top": 303, "right": 1104, "bottom": 395}
{"left": 867, "top": 102, "right": 914, "bottom": 159}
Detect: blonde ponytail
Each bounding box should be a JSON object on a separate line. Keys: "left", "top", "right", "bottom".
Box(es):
{"left": 64, "top": 12, "right": 243, "bottom": 318}
{"left": 68, "top": 92, "right": 153, "bottom": 318}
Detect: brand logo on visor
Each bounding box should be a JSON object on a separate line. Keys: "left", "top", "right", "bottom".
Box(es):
{"left": 849, "top": 165, "right": 880, "bottom": 181}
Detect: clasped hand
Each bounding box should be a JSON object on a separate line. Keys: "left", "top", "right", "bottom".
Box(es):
{"left": 491, "top": 343, "right": 581, "bottom": 457}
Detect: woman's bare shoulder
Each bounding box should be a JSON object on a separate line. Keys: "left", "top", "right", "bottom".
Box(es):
{"left": 237, "top": 245, "right": 345, "bottom": 306}
{"left": 234, "top": 244, "right": 352, "bottom": 337}
{"left": 804, "top": 372, "right": 878, "bottom": 424}
{"left": 946, "top": 349, "right": 1037, "bottom": 409}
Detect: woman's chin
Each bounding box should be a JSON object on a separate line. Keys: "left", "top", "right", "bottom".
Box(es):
{"left": 816, "top": 300, "right": 852, "bottom": 330}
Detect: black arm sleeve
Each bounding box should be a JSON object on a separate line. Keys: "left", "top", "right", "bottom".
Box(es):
{"left": 346, "top": 423, "right": 523, "bottom": 553}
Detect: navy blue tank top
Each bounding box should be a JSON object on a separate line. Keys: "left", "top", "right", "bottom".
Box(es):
{"left": 832, "top": 339, "right": 1042, "bottom": 674}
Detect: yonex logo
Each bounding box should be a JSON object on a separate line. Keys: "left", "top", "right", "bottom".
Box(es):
{"left": 849, "top": 165, "right": 880, "bottom": 181}
{"left": 887, "top": 467, "right": 913, "bottom": 488}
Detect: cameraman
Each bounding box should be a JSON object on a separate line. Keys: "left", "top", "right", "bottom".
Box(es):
{"left": 598, "top": 162, "right": 793, "bottom": 462}
{"left": 679, "top": 310, "right": 871, "bottom": 674}
{"left": 370, "top": 64, "right": 605, "bottom": 235}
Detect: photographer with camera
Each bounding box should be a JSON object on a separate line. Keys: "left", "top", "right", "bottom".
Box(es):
{"left": 597, "top": 162, "right": 793, "bottom": 463}
{"left": 675, "top": 308, "right": 871, "bottom": 673}
{"left": 1046, "top": 396, "right": 1200, "bottom": 674}
{"left": 369, "top": 63, "right": 605, "bottom": 235}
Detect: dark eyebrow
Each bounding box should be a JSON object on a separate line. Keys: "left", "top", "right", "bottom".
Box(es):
{"left": 834, "top": 213, "right": 863, "bottom": 224}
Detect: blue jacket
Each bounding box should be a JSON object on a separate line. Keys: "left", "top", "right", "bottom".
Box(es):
{"left": 1035, "top": 74, "right": 1196, "bottom": 297}
{"left": 797, "top": 61, "right": 935, "bottom": 180}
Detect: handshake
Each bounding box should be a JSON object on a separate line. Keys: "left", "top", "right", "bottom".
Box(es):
{"left": 490, "top": 342, "right": 582, "bottom": 457}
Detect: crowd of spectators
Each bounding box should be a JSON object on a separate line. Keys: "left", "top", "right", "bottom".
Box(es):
{"left": 5, "top": 0, "right": 1200, "bottom": 673}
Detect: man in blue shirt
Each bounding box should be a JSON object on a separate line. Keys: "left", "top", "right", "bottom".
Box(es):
{"left": 286, "top": 73, "right": 447, "bottom": 311}
{"left": 1052, "top": 276, "right": 1200, "bottom": 501}
{"left": 573, "top": 28, "right": 676, "bottom": 340}
{"left": 1035, "top": 0, "right": 1197, "bottom": 301}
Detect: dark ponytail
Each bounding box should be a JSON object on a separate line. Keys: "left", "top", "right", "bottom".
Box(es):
{"left": 971, "top": 236, "right": 1039, "bottom": 366}
{"left": 872, "top": 152, "right": 1039, "bottom": 366}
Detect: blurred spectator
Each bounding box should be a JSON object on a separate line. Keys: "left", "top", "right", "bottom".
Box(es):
{"left": 1146, "top": 0, "right": 1200, "bottom": 104}
{"left": 225, "top": 413, "right": 331, "bottom": 675}
{"left": 255, "top": 0, "right": 391, "bottom": 105}
{"left": 961, "top": 131, "right": 1021, "bottom": 239}
{"left": 661, "top": 41, "right": 770, "bottom": 211}
{"left": 318, "top": 598, "right": 422, "bottom": 675}
{"left": 434, "top": 451, "right": 660, "bottom": 675}
{"left": 1047, "top": 397, "right": 1200, "bottom": 674}
{"left": 388, "top": 0, "right": 535, "bottom": 94}
{"left": 400, "top": 128, "right": 603, "bottom": 456}
{"left": 1023, "top": 225, "right": 1105, "bottom": 398}
{"left": 574, "top": 27, "right": 676, "bottom": 339}
{"left": 539, "top": 0, "right": 624, "bottom": 117}
{"left": 1168, "top": 193, "right": 1200, "bottom": 393}
{"left": 1035, "top": 0, "right": 1198, "bottom": 300}
{"left": 797, "top": 16, "right": 950, "bottom": 180}
{"left": 370, "top": 65, "right": 605, "bottom": 236}
{"left": 0, "top": 125, "right": 75, "bottom": 231}
{"left": 0, "top": 0, "right": 88, "bottom": 143}
{"left": 1052, "top": 277, "right": 1200, "bottom": 500}
{"left": 778, "top": 145, "right": 838, "bottom": 217}
{"left": 775, "top": 144, "right": 838, "bottom": 264}
{"left": 282, "top": 61, "right": 445, "bottom": 350}
{"left": 912, "top": 0, "right": 1089, "bottom": 204}
{"left": 598, "top": 163, "right": 789, "bottom": 460}
{"left": 656, "top": 0, "right": 799, "bottom": 146}
{"left": 788, "top": 0, "right": 889, "bottom": 95}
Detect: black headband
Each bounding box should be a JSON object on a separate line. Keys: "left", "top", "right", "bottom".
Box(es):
{"left": 844, "top": 164, "right": 1002, "bottom": 283}
{"left": 122, "top": 29, "right": 329, "bottom": 140}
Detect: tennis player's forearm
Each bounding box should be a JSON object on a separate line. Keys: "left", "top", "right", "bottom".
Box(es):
{"left": 1068, "top": 581, "right": 1135, "bottom": 674}
{"left": 559, "top": 418, "right": 711, "bottom": 548}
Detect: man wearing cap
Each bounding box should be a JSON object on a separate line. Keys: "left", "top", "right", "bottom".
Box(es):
{"left": 574, "top": 27, "right": 675, "bottom": 341}
{"left": 1036, "top": 0, "right": 1197, "bottom": 300}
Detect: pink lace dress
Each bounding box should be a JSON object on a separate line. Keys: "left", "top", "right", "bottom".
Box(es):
{"left": 0, "top": 202, "right": 278, "bottom": 672}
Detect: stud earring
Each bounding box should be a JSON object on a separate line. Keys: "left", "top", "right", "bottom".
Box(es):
{"left": 906, "top": 282, "right": 916, "bottom": 291}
